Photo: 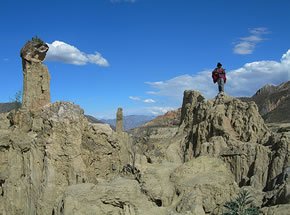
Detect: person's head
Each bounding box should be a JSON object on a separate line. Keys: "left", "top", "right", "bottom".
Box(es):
{"left": 217, "top": 62, "right": 222, "bottom": 68}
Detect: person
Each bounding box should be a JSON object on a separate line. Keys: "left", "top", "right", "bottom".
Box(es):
{"left": 212, "top": 62, "right": 226, "bottom": 93}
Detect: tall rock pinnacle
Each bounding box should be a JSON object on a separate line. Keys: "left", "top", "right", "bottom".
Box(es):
{"left": 116, "top": 107, "right": 123, "bottom": 133}
{"left": 20, "top": 37, "right": 50, "bottom": 111}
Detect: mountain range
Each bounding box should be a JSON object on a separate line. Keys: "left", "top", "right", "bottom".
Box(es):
{"left": 101, "top": 115, "right": 155, "bottom": 131}
{"left": 240, "top": 81, "right": 290, "bottom": 123}
{"left": 0, "top": 102, "right": 21, "bottom": 113}
{"left": 1, "top": 81, "right": 289, "bottom": 130}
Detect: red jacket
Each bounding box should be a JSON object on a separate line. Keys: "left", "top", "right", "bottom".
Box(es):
{"left": 212, "top": 68, "right": 226, "bottom": 83}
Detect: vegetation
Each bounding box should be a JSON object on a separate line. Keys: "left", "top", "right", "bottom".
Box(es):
{"left": 31, "top": 36, "right": 44, "bottom": 44}
{"left": 13, "top": 90, "right": 22, "bottom": 104}
{"left": 9, "top": 90, "right": 22, "bottom": 110}
{"left": 223, "top": 190, "right": 259, "bottom": 215}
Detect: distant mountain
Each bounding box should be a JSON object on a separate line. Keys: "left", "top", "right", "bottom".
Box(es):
{"left": 240, "top": 81, "right": 290, "bottom": 123}
{"left": 0, "top": 102, "right": 21, "bottom": 113}
{"left": 141, "top": 109, "right": 181, "bottom": 128}
{"left": 102, "top": 115, "right": 155, "bottom": 131}
{"left": 138, "top": 81, "right": 290, "bottom": 128}
{"left": 84, "top": 115, "right": 104, "bottom": 124}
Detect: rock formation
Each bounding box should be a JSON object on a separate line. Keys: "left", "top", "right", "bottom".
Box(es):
{"left": 116, "top": 107, "right": 123, "bottom": 133}
{"left": 1, "top": 45, "right": 290, "bottom": 215}
{"left": 20, "top": 37, "right": 50, "bottom": 111}
{"left": 0, "top": 102, "right": 131, "bottom": 215}
{"left": 131, "top": 90, "right": 290, "bottom": 213}
{"left": 179, "top": 91, "right": 289, "bottom": 206}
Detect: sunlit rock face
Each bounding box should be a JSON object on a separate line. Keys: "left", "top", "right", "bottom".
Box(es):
{"left": 20, "top": 38, "right": 50, "bottom": 111}
{"left": 180, "top": 91, "right": 289, "bottom": 206}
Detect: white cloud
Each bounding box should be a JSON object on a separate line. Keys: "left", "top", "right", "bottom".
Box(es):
{"left": 143, "top": 99, "right": 156, "bottom": 103}
{"left": 129, "top": 96, "right": 141, "bottom": 101}
{"left": 146, "top": 49, "right": 290, "bottom": 101}
{"left": 249, "top": 27, "right": 269, "bottom": 35}
{"left": 233, "top": 27, "right": 269, "bottom": 55}
{"left": 46, "top": 41, "right": 109, "bottom": 67}
{"left": 147, "top": 106, "right": 175, "bottom": 115}
{"left": 129, "top": 96, "right": 156, "bottom": 103}
{"left": 146, "top": 73, "right": 213, "bottom": 98}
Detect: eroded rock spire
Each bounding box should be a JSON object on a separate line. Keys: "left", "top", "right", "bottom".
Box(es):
{"left": 116, "top": 107, "right": 123, "bottom": 133}
{"left": 20, "top": 37, "right": 50, "bottom": 111}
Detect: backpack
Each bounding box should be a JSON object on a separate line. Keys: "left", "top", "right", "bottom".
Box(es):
{"left": 212, "top": 68, "right": 226, "bottom": 83}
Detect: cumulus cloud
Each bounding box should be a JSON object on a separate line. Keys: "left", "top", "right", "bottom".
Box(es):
{"left": 233, "top": 27, "right": 269, "bottom": 55}
{"left": 147, "top": 106, "right": 175, "bottom": 115}
{"left": 146, "top": 72, "right": 214, "bottom": 99}
{"left": 129, "top": 96, "right": 141, "bottom": 101}
{"left": 143, "top": 99, "right": 156, "bottom": 103}
{"left": 146, "top": 49, "right": 290, "bottom": 102}
{"left": 46, "top": 41, "right": 109, "bottom": 66}
{"left": 129, "top": 96, "right": 156, "bottom": 103}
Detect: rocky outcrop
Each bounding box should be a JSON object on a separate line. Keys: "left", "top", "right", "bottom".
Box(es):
{"left": 116, "top": 107, "right": 123, "bottom": 133}
{"left": 130, "top": 109, "right": 182, "bottom": 164}
{"left": 131, "top": 126, "right": 180, "bottom": 163}
{"left": 0, "top": 102, "right": 239, "bottom": 215}
{"left": 20, "top": 37, "right": 50, "bottom": 111}
{"left": 170, "top": 157, "right": 238, "bottom": 214}
{"left": 179, "top": 90, "right": 289, "bottom": 207}
{"left": 52, "top": 156, "right": 238, "bottom": 215}
{"left": 0, "top": 102, "right": 131, "bottom": 215}
{"left": 54, "top": 178, "right": 167, "bottom": 215}
{"left": 261, "top": 204, "right": 290, "bottom": 215}
{"left": 2, "top": 49, "right": 290, "bottom": 215}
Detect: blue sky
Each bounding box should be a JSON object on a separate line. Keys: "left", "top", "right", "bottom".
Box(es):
{"left": 0, "top": 0, "right": 289, "bottom": 118}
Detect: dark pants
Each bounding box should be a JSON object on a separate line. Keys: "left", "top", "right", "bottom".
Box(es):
{"left": 217, "top": 78, "right": 224, "bottom": 92}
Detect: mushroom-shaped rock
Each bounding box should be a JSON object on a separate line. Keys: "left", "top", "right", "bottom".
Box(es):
{"left": 20, "top": 37, "right": 50, "bottom": 111}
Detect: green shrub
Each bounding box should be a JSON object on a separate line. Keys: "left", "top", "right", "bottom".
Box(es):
{"left": 223, "top": 190, "right": 259, "bottom": 215}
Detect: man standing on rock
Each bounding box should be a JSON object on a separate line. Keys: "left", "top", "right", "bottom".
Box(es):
{"left": 212, "top": 62, "right": 227, "bottom": 94}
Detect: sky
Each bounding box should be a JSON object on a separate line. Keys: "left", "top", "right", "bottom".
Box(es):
{"left": 0, "top": 0, "right": 289, "bottom": 118}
